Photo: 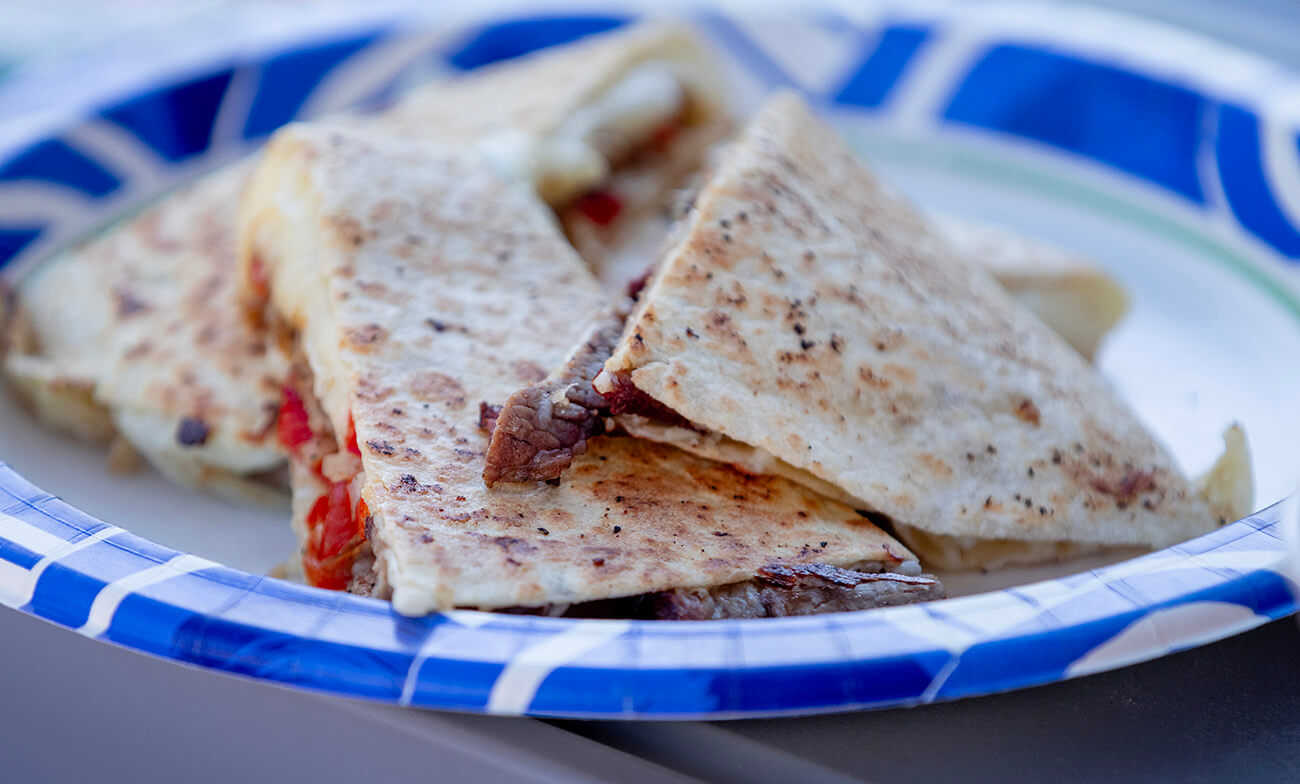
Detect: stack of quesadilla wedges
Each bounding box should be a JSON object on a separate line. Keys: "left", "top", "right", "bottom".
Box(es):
{"left": 3, "top": 23, "right": 1252, "bottom": 620}
{"left": 238, "top": 123, "right": 946, "bottom": 617}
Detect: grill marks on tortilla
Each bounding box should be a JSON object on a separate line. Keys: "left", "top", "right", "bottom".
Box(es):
{"left": 6, "top": 163, "right": 288, "bottom": 487}
{"left": 176, "top": 417, "right": 211, "bottom": 446}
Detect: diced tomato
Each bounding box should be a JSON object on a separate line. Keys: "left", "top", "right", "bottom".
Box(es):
{"left": 302, "top": 480, "right": 364, "bottom": 590}
{"left": 316, "top": 481, "right": 358, "bottom": 556}
{"left": 573, "top": 190, "right": 622, "bottom": 226}
{"left": 302, "top": 549, "right": 357, "bottom": 591}
{"left": 276, "top": 385, "right": 314, "bottom": 453}
{"left": 344, "top": 412, "right": 362, "bottom": 456}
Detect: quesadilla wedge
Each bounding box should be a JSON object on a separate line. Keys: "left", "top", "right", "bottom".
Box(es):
{"left": 933, "top": 214, "right": 1128, "bottom": 361}
{"left": 579, "top": 92, "right": 1248, "bottom": 570}
{"left": 4, "top": 165, "right": 288, "bottom": 502}
{"left": 239, "top": 123, "right": 941, "bottom": 616}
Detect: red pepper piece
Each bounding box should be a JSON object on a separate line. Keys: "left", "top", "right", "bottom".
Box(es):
{"left": 573, "top": 190, "right": 622, "bottom": 226}
{"left": 276, "top": 385, "right": 314, "bottom": 452}
{"left": 303, "top": 481, "right": 364, "bottom": 590}
{"left": 344, "top": 412, "right": 362, "bottom": 456}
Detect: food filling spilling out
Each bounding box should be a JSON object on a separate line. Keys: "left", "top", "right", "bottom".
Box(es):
{"left": 276, "top": 365, "right": 368, "bottom": 590}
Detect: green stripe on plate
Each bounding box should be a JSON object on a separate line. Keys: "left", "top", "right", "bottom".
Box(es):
{"left": 848, "top": 129, "right": 1300, "bottom": 324}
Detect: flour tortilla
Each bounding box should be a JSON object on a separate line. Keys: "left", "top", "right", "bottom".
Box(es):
{"left": 240, "top": 124, "right": 922, "bottom": 614}
{"left": 4, "top": 165, "right": 288, "bottom": 502}
{"left": 598, "top": 92, "right": 1249, "bottom": 569}
{"left": 933, "top": 214, "right": 1128, "bottom": 361}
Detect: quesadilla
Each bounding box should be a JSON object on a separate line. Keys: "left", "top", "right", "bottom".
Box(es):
{"left": 933, "top": 214, "right": 1128, "bottom": 361}
{"left": 239, "top": 123, "right": 941, "bottom": 616}
{"left": 3, "top": 165, "right": 288, "bottom": 501}
{"left": 563, "top": 91, "right": 1249, "bottom": 570}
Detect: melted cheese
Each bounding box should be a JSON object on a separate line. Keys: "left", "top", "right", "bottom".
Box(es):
{"left": 475, "top": 62, "right": 686, "bottom": 206}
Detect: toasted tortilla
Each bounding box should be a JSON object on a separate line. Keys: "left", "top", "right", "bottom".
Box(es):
{"left": 597, "top": 92, "right": 1249, "bottom": 569}
{"left": 933, "top": 214, "right": 1128, "bottom": 360}
{"left": 240, "top": 124, "right": 928, "bottom": 615}
{"left": 4, "top": 165, "right": 288, "bottom": 502}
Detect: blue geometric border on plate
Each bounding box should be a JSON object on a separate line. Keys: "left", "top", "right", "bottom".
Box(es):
{"left": 0, "top": 5, "right": 1297, "bottom": 719}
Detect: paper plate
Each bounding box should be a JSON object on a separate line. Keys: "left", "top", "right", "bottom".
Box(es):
{"left": 0, "top": 3, "right": 1297, "bottom": 719}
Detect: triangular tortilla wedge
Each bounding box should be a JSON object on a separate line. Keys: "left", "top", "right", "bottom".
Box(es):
{"left": 932, "top": 214, "right": 1128, "bottom": 361}
{"left": 594, "top": 92, "right": 1249, "bottom": 570}
{"left": 239, "top": 123, "right": 939, "bottom": 615}
{"left": 3, "top": 165, "right": 288, "bottom": 502}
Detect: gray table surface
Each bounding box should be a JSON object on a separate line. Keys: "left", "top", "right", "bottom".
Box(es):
{"left": 4, "top": 604, "right": 1299, "bottom": 783}
{"left": 2, "top": 2, "right": 1299, "bottom": 782}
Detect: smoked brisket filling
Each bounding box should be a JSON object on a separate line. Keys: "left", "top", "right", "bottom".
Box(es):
{"left": 508, "top": 561, "right": 942, "bottom": 620}
{"left": 481, "top": 279, "right": 692, "bottom": 487}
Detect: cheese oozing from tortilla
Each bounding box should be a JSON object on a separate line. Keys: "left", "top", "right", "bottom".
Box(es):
{"left": 475, "top": 61, "right": 690, "bottom": 207}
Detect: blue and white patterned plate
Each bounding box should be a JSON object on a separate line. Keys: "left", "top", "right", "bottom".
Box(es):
{"left": 1, "top": 4, "right": 1298, "bottom": 719}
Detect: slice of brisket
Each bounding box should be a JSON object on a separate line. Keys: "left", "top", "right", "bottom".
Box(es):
{"left": 536, "top": 561, "right": 944, "bottom": 620}
{"left": 644, "top": 563, "right": 944, "bottom": 620}
{"left": 481, "top": 273, "right": 703, "bottom": 486}
{"left": 480, "top": 302, "right": 628, "bottom": 486}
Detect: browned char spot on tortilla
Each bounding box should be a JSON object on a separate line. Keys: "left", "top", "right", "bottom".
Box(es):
{"left": 345, "top": 323, "right": 388, "bottom": 348}
{"left": 409, "top": 371, "right": 467, "bottom": 409}
{"left": 1016, "top": 398, "right": 1042, "bottom": 426}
